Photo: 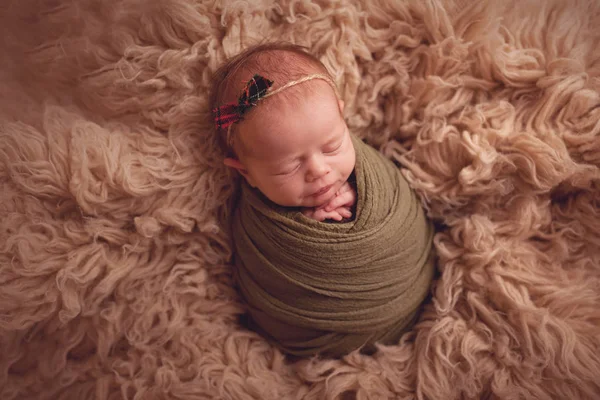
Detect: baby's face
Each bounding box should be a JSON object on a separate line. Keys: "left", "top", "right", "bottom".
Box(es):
{"left": 235, "top": 83, "right": 355, "bottom": 208}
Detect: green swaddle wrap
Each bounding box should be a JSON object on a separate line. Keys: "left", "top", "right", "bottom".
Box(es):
{"left": 232, "top": 135, "right": 435, "bottom": 357}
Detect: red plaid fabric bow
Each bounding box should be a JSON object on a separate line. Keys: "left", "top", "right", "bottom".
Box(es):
{"left": 213, "top": 75, "right": 274, "bottom": 131}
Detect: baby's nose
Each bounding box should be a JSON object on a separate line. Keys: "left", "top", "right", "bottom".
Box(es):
{"left": 305, "top": 155, "right": 330, "bottom": 182}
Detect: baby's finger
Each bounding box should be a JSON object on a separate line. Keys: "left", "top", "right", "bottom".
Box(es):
{"left": 303, "top": 208, "right": 329, "bottom": 222}
{"left": 318, "top": 209, "right": 343, "bottom": 221}
{"left": 313, "top": 210, "right": 328, "bottom": 221}
{"left": 325, "top": 190, "right": 354, "bottom": 211}
{"left": 335, "top": 181, "right": 351, "bottom": 196}
{"left": 327, "top": 211, "right": 343, "bottom": 221}
{"left": 302, "top": 209, "right": 315, "bottom": 218}
{"left": 338, "top": 207, "right": 352, "bottom": 219}
{"left": 309, "top": 209, "right": 325, "bottom": 221}
{"left": 344, "top": 186, "right": 357, "bottom": 204}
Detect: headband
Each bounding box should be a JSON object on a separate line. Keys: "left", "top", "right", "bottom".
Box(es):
{"left": 212, "top": 73, "right": 338, "bottom": 148}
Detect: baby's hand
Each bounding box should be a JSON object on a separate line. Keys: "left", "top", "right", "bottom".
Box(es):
{"left": 302, "top": 181, "right": 357, "bottom": 222}
{"left": 323, "top": 181, "right": 356, "bottom": 212}
{"left": 302, "top": 206, "right": 352, "bottom": 222}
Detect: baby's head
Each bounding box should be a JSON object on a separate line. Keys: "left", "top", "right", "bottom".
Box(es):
{"left": 210, "top": 42, "right": 355, "bottom": 208}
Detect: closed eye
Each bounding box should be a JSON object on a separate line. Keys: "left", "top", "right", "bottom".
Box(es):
{"left": 274, "top": 164, "right": 300, "bottom": 176}
{"left": 324, "top": 140, "right": 343, "bottom": 154}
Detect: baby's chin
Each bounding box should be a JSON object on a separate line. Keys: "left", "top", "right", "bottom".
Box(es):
{"left": 300, "top": 189, "right": 339, "bottom": 208}
{"left": 266, "top": 182, "right": 343, "bottom": 208}
{"left": 267, "top": 193, "right": 334, "bottom": 209}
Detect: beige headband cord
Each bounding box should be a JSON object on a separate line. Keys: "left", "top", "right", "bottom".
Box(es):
{"left": 226, "top": 73, "right": 338, "bottom": 149}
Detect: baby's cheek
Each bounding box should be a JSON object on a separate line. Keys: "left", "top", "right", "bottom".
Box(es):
{"left": 277, "top": 181, "right": 302, "bottom": 204}
{"left": 343, "top": 153, "right": 356, "bottom": 179}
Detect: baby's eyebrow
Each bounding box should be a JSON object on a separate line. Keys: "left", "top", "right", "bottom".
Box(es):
{"left": 324, "top": 136, "right": 341, "bottom": 145}
{"left": 279, "top": 155, "right": 302, "bottom": 164}
{"left": 268, "top": 156, "right": 300, "bottom": 167}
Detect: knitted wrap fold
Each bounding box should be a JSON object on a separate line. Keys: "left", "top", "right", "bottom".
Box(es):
{"left": 232, "top": 135, "right": 435, "bottom": 357}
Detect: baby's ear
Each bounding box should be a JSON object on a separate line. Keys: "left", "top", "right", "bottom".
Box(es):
{"left": 224, "top": 157, "right": 251, "bottom": 180}
{"left": 224, "top": 157, "right": 246, "bottom": 172}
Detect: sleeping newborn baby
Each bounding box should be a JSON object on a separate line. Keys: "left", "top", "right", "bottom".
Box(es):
{"left": 210, "top": 42, "right": 435, "bottom": 357}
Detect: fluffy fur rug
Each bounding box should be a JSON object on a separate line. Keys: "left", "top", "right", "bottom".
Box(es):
{"left": 1, "top": 0, "right": 599, "bottom": 399}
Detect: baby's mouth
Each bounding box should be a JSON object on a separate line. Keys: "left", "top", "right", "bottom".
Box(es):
{"left": 310, "top": 184, "right": 333, "bottom": 198}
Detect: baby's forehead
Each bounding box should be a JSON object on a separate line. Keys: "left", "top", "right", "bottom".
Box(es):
{"left": 239, "top": 83, "right": 341, "bottom": 152}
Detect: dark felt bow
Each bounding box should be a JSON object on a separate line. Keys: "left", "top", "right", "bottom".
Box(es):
{"left": 213, "top": 74, "right": 274, "bottom": 131}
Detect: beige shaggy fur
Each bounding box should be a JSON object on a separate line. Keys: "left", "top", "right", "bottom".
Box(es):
{"left": 1, "top": 0, "right": 599, "bottom": 399}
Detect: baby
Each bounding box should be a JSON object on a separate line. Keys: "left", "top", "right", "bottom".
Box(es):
{"left": 211, "top": 43, "right": 357, "bottom": 222}
{"left": 210, "top": 42, "right": 435, "bottom": 357}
